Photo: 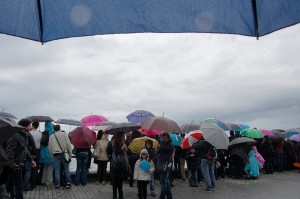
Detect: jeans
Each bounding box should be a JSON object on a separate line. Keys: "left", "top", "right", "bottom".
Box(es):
{"left": 201, "top": 159, "right": 215, "bottom": 191}
{"left": 150, "top": 172, "right": 155, "bottom": 194}
{"left": 75, "top": 152, "right": 89, "bottom": 185}
{"left": 24, "top": 160, "right": 32, "bottom": 190}
{"left": 6, "top": 167, "right": 24, "bottom": 199}
{"left": 137, "top": 180, "right": 148, "bottom": 199}
{"left": 188, "top": 170, "right": 198, "bottom": 186}
{"left": 97, "top": 161, "right": 108, "bottom": 183}
{"left": 53, "top": 154, "right": 71, "bottom": 186}
{"left": 159, "top": 167, "right": 172, "bottom": 199}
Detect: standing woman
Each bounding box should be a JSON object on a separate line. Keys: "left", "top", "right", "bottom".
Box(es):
{"left": 157, "top": 133, "right": 174, "bottom": 199}
{"left": 39, "top": 121, "right": 54, "bottom": 186}
{"left": 94, "top": 130, "right": 109, "bottom": 185}
{"left": 110, "top": 131, "right": 130, "bottom": 199}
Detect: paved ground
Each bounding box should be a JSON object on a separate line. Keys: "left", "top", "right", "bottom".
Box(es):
{"left": 25, "top": 171, "right": 300, "bottom": 199}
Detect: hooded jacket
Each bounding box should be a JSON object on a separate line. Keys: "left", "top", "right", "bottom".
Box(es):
{"left": 133, "top": 149, "right": 155, "bottom": 181}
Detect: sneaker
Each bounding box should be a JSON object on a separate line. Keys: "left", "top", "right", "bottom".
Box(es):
{"left": 95, "top": 181, "right": 101, "bottom": 185}
{"left": 205, "top": 189, "right": 212, "bottom": 192}
{"left": 55, "top": 185, "right": 61, "bottom": 189}
{"left": 151, "top": 192, "right": 156, "bottom": 197}
{"left": 66, "top": 184, "right": 72, "bottom": 189}
{"left": 211, "top": 188, "right": 215, "bottom": 191}
{"left": 102, "top": 181, "right": 107, "bottom": 185}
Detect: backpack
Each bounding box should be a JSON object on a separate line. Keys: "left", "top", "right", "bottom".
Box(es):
{"left": 40, "top": 131, "right": 49, "bottom": 146}
{"left": 206, "top": 146, "right": 217, "bottom": 160}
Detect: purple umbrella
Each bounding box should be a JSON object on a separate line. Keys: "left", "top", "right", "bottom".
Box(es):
{"left": 290, "top": 134, "right": 300, "bottom": 142}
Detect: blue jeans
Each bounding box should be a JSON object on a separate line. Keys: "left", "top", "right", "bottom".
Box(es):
{"left": 150, "top": 172, "right": 155, "bottom": 194}
{"left": 75, "top": 152, "right": 89, "bottom": 185}
{"left": 24, "top": 160, "right": 32, "bottom": 190}
{"left": 201, "top": 159, "right": 215, "bottom": 191}
{"left": 188, "top": 170, "right": 198, "bottom": 186}
{"left": 159, "top": 167, "right": 172, "bottom": 199}
{"left": 53, "top": 154, "right": 71, "bottom": 186}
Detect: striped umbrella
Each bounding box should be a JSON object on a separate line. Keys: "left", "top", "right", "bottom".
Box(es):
{"left": 181, "top": 130, "right": 203, "bottom": 149}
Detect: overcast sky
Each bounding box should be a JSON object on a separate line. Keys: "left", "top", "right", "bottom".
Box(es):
{"left": 0, "top": 25, "right": 300, "bottom": 130}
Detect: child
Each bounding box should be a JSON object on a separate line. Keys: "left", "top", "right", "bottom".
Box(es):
{"left": 134, "top": 149, "right": 155, "bottom": 199}
{"left": 186, "top": 147, "right": 199, "bottom": 187}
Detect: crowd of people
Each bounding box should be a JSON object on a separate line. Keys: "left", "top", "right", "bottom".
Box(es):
{"left": 0, "top": 119, "right": 300, "bottom": 199}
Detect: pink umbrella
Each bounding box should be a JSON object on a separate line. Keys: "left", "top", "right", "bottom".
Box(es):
{"left": 140, "top": 128, "right": 162, "bottom": 136}
{"left": 81, "top": 115, "right": 108, "bottom": 127}
{"left": 260, "top": 129, "right": 276, "bottom": 137}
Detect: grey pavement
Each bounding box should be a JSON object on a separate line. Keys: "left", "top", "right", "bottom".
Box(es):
{"left": 25, "top": 171, "right": 300, "bottom": 199}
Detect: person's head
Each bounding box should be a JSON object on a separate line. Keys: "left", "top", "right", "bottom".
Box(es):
{"left": 115, "top": 131, "right": 125, "bottom": 146}
{"left": 18, "top": 118, "right": 32, "bottom": 132}
{"left": 131, "top": 130, "right": 141, "bottom": 140}
{"left": 97, "top": 130, "right": 103, "bottom": 140}
{"left": 54, "top": 125, "right": 61, "bottom": 132}
{"left": 140, "top": 149, "right": 149, "bottom": 160}
{"left": 32, "top": 122, "right": 39, "bottom": 129}
{"left": 190, "top": 147, "right": 195, "bottom": 153}
{"left": 145, "top": 139, "right": 153, "bottom": 149}
{"left": 101, "top": 132, "right": 108, "bottom": 140}
{"left": 161, "top": 133, "right": 171, "bottom": 142}
{"left": 264, "top": 135, "right": 270, "bottom": 142}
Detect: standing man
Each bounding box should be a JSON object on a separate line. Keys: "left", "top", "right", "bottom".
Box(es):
{"left": 157, "top": 133, "right": 174, "bottom": 199}
{"left": 23, "top": 129, "right": 36, "bottom": 191}
{"left": 48, "top": 125, "right": 72, "bottom": 189}
{"left": 6, "top": 118, "right": 36, "bottom": 199}
{"left": 30, "top": 122, "right": 43, "bottom": 188}
{"left": 199, "top": 140, "right": 216, "bottom": 192}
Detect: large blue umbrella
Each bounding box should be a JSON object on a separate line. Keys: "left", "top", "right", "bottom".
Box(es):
{"left": 1, "top": 0, "right": 300, "bottom": 43}
{"left": 126, "top": 110, "right": 155, "bottom": 124}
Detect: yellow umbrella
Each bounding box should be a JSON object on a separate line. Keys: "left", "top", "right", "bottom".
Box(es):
{"left": 128, "top": 136, "right": 158, "bottom": 154}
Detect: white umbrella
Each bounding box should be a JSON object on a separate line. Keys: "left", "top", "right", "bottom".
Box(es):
{"left": 200, "top": 123, "right": 229, "bottom": 149}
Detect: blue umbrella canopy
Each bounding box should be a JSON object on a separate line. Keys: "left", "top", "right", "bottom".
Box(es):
{"left": 1, "top": 0, "right": 300, "bottom": 43}
{"left": 126, "top": 110, "right": 155, "bottom": 124}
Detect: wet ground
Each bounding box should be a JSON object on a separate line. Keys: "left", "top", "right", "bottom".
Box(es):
{"left": 24, "top": 171, "right": 300, "bottom": 199}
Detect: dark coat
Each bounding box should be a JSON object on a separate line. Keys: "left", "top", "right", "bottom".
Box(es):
{"left": 6, "top": 131, "right": 32, "bottom": 167}
{"left": 194, "top": 140, "right": 213, "bottom": 159}
{"left": 260, "top": 140, "right": 275, "bottom": 161}
{"left": 157, "top": 141, "right": 174, "bottom": 163}
{"left": 186, "top": 151, "right": 200, "bottom": 170}
{"left": 0, "top": 146, "right": 11, "bottom": 185}
{"left": 111, "top": 144, "right": 130, "bottom": 179}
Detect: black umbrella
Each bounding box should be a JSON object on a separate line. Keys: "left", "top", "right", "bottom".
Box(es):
{"left": 55, "top": 119, "right": 82, "bottom": 126}
{"left": 0, "top": 118, "right": 24, "bottom": 145}
{"left": 229, "top": 137, "right": 256, "bottom": 147}
{"left": 26, "top": 116, "right": 54, "bottom": 122}
{"left": 0, "top": 111, "right": 17, "bottom": 119}
{"left": 106, "top": 122, "right": 140, "bottom": 135}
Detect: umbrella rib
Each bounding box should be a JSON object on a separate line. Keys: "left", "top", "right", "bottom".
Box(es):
{"left": 37, "top": 0, "right": 44, "bottom": 44}
{"left": 252, "top": 0, "right": 259, "bottom": 39}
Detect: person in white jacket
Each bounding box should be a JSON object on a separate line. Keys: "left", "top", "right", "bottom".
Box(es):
{"left": 134, "top": 149, "right": 155, "bottom": 199}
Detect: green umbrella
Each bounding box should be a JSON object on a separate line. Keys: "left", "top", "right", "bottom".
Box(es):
{"left": 241, "top": 128, "right": 263, "bottom": 139}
